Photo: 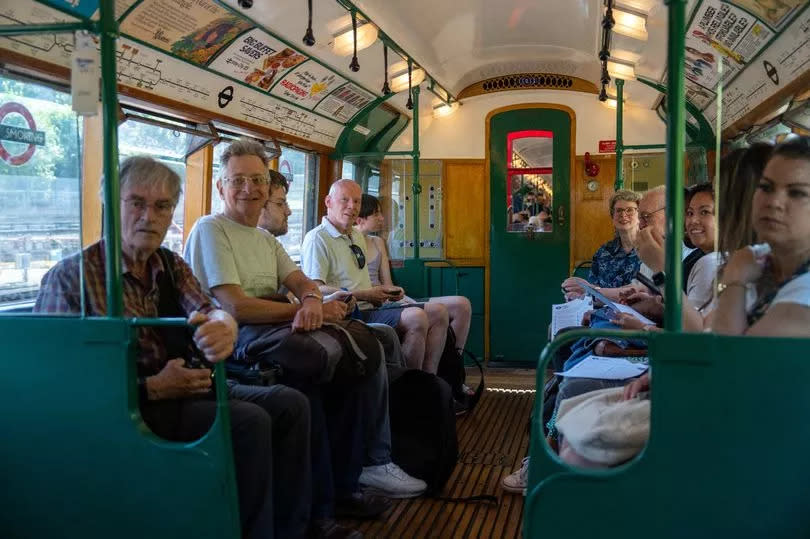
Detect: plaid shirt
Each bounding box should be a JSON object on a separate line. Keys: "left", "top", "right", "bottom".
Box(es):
{"left": 34, "top": 241, "right": 212, "bottom": 375}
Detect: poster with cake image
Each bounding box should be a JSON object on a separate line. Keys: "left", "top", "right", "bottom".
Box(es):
{"left": 729, "top": 0, "right": 807, "bottom": 30}
{"left": 208, "top": 29, "right": 308, "bottom": 92}
{"left": 270, "top": 62, "right": 347, "bottom": 108}
{"left": 119, "top": 0, "right": 252, "bottom": 66}
{"left": 314, "top": 82, "right": 375, "bottom": 123}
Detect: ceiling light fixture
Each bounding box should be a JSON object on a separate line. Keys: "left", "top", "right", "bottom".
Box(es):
{"left": 612, "top": 5, "right": 648, "bottom": 41}
{"left": 331, "top": 14, "right": 378, "bottom": 56}
{"left": 389, "top": 60, "right": 425, "bottom": 94}
{"left": 607, "top": 58, "right": 635, "bottom": 80}
{"left": 433, "top": 101, "right": 459, "bottom": 118}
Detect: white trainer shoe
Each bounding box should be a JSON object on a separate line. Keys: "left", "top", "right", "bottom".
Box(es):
{"left": 359, "top": 463, "right": 427, "bottom": 498}
{"left": 501, "top": 457, "right": 529, "bottom": 495}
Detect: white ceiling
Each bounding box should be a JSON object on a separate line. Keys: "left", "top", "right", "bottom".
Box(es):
{"left": 223, "top": 0, "right": 696, "bottom": 116}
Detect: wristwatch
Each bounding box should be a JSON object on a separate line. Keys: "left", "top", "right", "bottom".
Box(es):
{"left": 301, "top": 292, "right": 323, "bottom": 302}
{"left": 652, "top": 271, "right": 666, "bottom": 287}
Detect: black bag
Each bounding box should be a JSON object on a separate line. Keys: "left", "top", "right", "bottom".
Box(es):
{"left": 437, "top": 326, "right": 485, "bottom": 413}
{"left": 233, "top": 319, "right": 383, "bottom": 387}
{"left": 389, "top": 370, "right": 458, "bottom": 495}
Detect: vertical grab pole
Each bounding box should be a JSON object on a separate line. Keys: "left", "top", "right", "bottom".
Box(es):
{"left": 664, "top": 0, "right": 687, "bottom": 331}
{"left": 615, "top": 78, "right": 624, "bottom": 190}
{"left": 411, "top": 84, "right": 421, "bottom": 260}
{"left": 99, "top": 0, "right": 123, "bottom": 317}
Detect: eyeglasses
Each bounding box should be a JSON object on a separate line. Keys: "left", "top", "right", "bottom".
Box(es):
{"left": 349, "top": 242, "right": 366, "bottom": 269}
{"left": 224, "top": 174, "right": 270, "bottom": 188}
{"left": 614, "top": 207, "right": 638, "bottom": 217}
{"left": 121, "top": 198, "right": 175, "bottom": 217}
{"left": 639, "top": 207, "right": 665, "bottom": 224}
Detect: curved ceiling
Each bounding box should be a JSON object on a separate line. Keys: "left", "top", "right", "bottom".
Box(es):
{"left": 224, "top": 0, "right": 691, "bottom": 115}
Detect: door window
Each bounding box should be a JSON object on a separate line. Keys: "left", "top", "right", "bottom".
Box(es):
{"left": 506, "top": 131, "right": 553, "bottom": 233}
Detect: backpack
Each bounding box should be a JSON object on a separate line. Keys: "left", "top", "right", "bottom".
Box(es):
{"left": 233, "top": 319, "right": 383, "bottom": 387}
{"left": 389, "top": 370, "right": 458, "bottom": 495}
{"left": 437, "top": 326, "right": 485, "bottom": 413}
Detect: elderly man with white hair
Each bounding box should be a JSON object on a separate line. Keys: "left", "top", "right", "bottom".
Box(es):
{"left": 34, "top": 156, "right": 309, "bottom": 539}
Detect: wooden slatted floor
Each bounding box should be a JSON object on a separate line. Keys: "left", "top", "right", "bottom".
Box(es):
{"left": 342, "top": 369, "right": 538, "bottom": 538}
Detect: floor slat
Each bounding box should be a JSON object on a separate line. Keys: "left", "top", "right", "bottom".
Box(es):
{"left": 340, "top": 369, "right": 536, "bottom": 538}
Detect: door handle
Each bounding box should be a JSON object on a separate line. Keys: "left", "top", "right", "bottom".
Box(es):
{"left": 558, "top": 205, "right": 565, "bottom": 227}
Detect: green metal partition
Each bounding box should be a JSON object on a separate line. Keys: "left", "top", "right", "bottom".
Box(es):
{"left": 0, "top": 1, "right": 240, "bottom": 536}
{"left": 524, "top": 0, "right": 810, "bottom": 534}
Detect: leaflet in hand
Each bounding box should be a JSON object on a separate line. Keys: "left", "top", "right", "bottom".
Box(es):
{"left": 556, "top": 355, "right": 649, "bottom": 380}
{"left": 551, "top": 296, "right": 593, "bottom": 338}
{"left": 575, "top": 279, "right": 656, "bottom": 326}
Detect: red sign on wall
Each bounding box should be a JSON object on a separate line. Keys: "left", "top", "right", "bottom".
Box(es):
{"left": 598, "top": 140, "right": 617, "bottom": 153}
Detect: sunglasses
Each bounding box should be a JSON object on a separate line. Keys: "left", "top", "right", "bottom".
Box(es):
{"left": 349, "top": 242, "right": 366, "bottom": 269}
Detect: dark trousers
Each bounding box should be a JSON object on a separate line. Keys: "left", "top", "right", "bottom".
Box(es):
{"left": 293, "top": 382, "right": 364, "bottom": 520}
{"left": 228, "top": 382, "right": 312, "bottom": 538}
{"left": 141, "top": 395, "right": 275, "bottom": 539}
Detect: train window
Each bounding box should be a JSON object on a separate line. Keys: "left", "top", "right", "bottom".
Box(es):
{"left": 211, "top": 142, "right": 317, "bottom": 261}
{"left": 341, "top": 160, "right": 355, "bottom": 180}
{"left": 0, "top": 75, "right": 81, "bottom": 309}
{"left": 507, "top": 132, "right": 553, "bottom": 233}
{"left": 118, "top": 118, "right": 193, "bottom": 254}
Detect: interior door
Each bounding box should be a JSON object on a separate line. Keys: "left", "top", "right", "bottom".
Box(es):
{"left": 488, "top": 107, "right": 571, "bottom": 365}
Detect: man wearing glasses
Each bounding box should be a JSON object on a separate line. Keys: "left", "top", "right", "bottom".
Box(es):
{"left": 185, "top": 139, "right": 425, "bottom": 527}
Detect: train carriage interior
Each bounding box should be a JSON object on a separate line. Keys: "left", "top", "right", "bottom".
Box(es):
{"left": 1, "top": 0, "right": 810, "bottom": 537}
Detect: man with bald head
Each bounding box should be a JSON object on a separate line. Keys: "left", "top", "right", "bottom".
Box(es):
{"left": 301, "top": 179, "right": 449, "bottom": 373}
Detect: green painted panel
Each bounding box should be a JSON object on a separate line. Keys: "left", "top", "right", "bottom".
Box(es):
{"left": 489, "top": 108, "right": 571, "bottom": 364}
{"left": 390, "top": 259, "right": 428, "bottom": 299}
{"left": 0, "top": 317, "right": 240, "bottom": 538}
{"left": 526, "top": 332, "right": 810, "bottom": 537}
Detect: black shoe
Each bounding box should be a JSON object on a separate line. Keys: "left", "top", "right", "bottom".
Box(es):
{"left": 334, "top": 491, "right": 392, "bottom": 519}
{"left": 309, "top": 519, "right": 363, "bottom": 539}
{"left": 453, "top": 399, "right": 468, "bottom": 416}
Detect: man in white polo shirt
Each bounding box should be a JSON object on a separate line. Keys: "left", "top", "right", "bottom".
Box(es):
{"left": 301, "top": 179, "right": 449, "bottom": 373}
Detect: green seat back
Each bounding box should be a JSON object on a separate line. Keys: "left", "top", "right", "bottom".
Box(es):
{"left": 571, "top": 261, "right": 591, "bottom": 280}
{"left": 0, "top": 316, "right": 241, "bottom": 538}
{"left": 526, "top": 332, "right": 810, "bottom": 538}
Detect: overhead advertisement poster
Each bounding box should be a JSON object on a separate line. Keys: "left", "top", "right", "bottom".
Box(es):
{"left": 120, "top": 0, "right": 252, "bottom": 66}
{"left": 314, "top": 82, "right": 375, "bottom": 123}
{"left": 683, "top": 0, "right": 775, "bottom": 108}
{"left": 705, "top": 6, "right": 810, "bottom": 129}
{"left": 728, "top": 0, "right": 805, "bottom": 30}
{"left": 270, "top": 62, "right": 347, "bottom": 108}
{"left": 208, "top": 28, "right": 307, "bottom": 92}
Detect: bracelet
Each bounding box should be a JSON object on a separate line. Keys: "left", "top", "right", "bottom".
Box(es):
{"left": 301, "top": 292, "right": 322, "bottom": 302}
{"left": 717, "top": 281, "right": 747, "bottom": 296}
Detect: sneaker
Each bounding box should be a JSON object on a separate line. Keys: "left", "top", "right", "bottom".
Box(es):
{"left": 453, "top": 399, "right": 468, "bottom": 416}
{"left": 359, "top": 463, "right": 427, "bottom": 498}
{"left": 334, "top": 491, "right": 392, "bottom": 519}
{"left": 309, "top": 519, "right": 364, "bottom": 539}
{"left": 461, "top": 383, "right": 475, "bottom": 396}
{"left": 501, "top": 457, "right": 529, "bottom": 495}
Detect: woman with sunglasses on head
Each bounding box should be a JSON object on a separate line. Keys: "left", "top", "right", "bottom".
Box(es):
{"left": 356, "top": 194, "right": 473, "bottom": 354}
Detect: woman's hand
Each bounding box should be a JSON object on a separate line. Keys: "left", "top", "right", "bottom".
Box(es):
{"left": 610, "top": 312, "right": 649, "bottom": 330}
{"left": 723, "top": 246, "right": 769, "bottom": 285}
{"left": 623, "top": 372, "right": 650, "bottom": 400}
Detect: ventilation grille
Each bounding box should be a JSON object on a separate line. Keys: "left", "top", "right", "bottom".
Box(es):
{"left": 481, "top": 73, "right": 575, "bottom": 92}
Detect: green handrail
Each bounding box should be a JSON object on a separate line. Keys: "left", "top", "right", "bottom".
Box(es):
{"left": 615, "top": 79, "right": 624, "bottom": 189}
{"left": 99, "top": 0, "right": 124, "bottom": 318}
{"left": 0, "top": 22, "right": 95, "bottom": 35}
{"left": 411, "top": 85, "right": 421, "bottom": 260}
{"left": 663, "top": 0, "right": 687, "bottom": 331}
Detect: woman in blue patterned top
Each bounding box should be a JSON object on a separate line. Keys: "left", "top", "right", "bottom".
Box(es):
{"left": 587, "top": 189, "right": 642, "bottom": 288}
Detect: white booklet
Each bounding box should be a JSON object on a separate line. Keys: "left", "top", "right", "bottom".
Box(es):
{"left": 551, "top": 297, "right": 593, "bottom": 338}
{"left": 556, "top": 355, "right": 649, "bottom": 380}
{"left": 575, "top": 278, "right": 656, "bottom": 327}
